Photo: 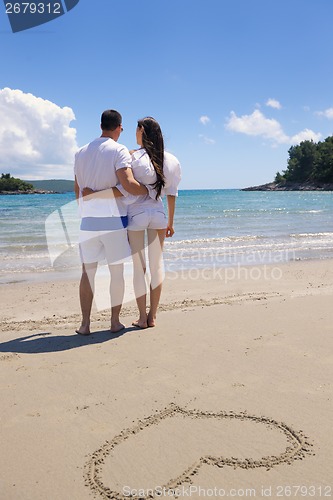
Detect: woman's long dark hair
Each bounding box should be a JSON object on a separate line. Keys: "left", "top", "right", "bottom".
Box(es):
{"left": 137, "top": 117, "right": 165, "bottom": 199}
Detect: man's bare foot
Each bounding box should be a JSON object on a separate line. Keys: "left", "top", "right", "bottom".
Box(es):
{"left": 132, "top": 319, "right": 148, "bottom": 329}
{"left": 110, "top": 321, "right": 125, "bottom": 333}
{"left": 76, "top": 324, "right": 91, "bottom": 335}
{"left": 147, "top": 312, "right": 156, "bottom": 328}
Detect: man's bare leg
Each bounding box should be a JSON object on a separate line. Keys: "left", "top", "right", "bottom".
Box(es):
{"left": 76, "top": 262, "right": 98, "bottom": 335}
{"left": 128, "top": 230, "right": 148, "bottom": 329}
{"left": 147, "top": 228, "right": 166, "bottom": 327}
{"left": 109, "top": 263, "right": 126, "bottom": 332}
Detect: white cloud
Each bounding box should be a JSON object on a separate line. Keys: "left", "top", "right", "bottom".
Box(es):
{"left": 199, "top": 115, "right": 210, "bottom": 125}
{"left": 225, "top": 109, "right": 321, "bottom": 146}
{"left": 290, "top": 129, "right": 321, "bottom": 144}
{"left": 266, "top": 98, "right": 282, "bottom": 109}
{"left": 199, "top": 134, "right": 215, "bottom": 145}
{"left": 226, "top": 110, "right": 288, "bottom": 143}
{"left": 0, "top": 87, "right": 78, "bottom": 179}
{"left": 315, "top": 107, "right": 333, "bottom": 119}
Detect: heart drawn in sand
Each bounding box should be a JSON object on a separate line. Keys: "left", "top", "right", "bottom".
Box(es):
{"left": 84, "top": 404, "right": 313, "bottom": 500}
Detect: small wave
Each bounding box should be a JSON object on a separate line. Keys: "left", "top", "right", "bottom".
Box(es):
{"left": 290, "top": 232, "right": 333, "bottom": 239}
{"left": 166, "top": 235, "right": 262, "bottom": 246}
{"left": 0, "top": 252, "right": 51, "bottom": 261}
{"left": 298, "top": 210, "right": 323, "bottom": 214}
{"left": 0, "top": 243, "right": 49, "bottom": 252}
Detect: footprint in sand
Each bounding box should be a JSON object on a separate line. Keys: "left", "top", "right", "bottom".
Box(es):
{"left": 84, "top": 404, "right": 313, "bottom": 499}
{"left": 0, "top": 353, "right": 20, "bottom": 361}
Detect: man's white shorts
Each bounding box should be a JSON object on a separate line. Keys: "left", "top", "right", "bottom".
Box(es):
{"left": 79, "top": 228, "right": 130, "bottom": 265}
{"left": 127, "top": 208, "right": 167, "bottom": 231}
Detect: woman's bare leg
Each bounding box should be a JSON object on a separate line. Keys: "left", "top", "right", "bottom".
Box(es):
{"left": 128, "top": 230, "right": 148, "bottom": 328}
{"left": 147, "top": 228, "right": 166, "bottom": 327}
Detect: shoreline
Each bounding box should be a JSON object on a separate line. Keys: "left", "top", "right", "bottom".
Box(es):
{"left": 0, "top": 252, "right": 332, "bottom": 287}
{"left": 0, "top": 190, "right": 59, "bottom": 195}
{"left": 1, "top": 257, "right": 332, "bottom": 327}
{"left": 2, "top": 190, "right": 332, "bottom": 284}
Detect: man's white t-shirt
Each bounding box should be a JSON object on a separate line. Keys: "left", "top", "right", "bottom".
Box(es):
{"left": 74, "top": 137, "right": 131, "bottom": 219}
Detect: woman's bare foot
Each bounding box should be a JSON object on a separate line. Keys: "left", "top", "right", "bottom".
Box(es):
{"left": 132, "top": 318, "right": 148, "bottom": 329}
{"left": 76, "top": 323, "right": 91, "bottom": 335}
{"left": 110, "top": 321, "right": 125, "bottom": 333}
{"left": 147, "top": 312, "right": 156, "bottom": 328}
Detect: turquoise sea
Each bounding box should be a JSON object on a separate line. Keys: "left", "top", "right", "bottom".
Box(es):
{"left": 0, "top": 189, "right": 332, "bottom": 283}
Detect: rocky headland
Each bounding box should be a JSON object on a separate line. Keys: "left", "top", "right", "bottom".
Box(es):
{"left": 242, "top": 181, "right": 333, "bottom": 191}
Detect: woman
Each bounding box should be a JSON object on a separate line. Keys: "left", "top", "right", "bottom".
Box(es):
{"left": 127, "top": 117, "right": 181, "bottom": 328}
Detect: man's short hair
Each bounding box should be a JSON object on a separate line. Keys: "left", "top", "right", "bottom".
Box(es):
{"left": 101, "top": 110, "right": 122, "bottom": 131}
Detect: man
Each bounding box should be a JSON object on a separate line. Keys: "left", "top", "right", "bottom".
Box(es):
{"left": 74, "top": 109, "right": 147, "bottom": 334}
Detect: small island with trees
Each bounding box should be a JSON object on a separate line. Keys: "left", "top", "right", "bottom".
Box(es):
{"left": 0, "top": 174, "right": 74, "bottom": 194}
{"left": 243, "top": 135, "right": 333, "bottom": 191}
{"left": 0, "top": 173, "right": 37, "bottom": 194}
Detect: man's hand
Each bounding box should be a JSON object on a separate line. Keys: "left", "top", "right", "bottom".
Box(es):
{"left": 82, "top": 187, "right": 95, "bottom": 200}
{"left": 81, "top": 187, "right": 121, "bottom": 200}
{"left": 82, "top": 187, "right": 94, "bottom": 197}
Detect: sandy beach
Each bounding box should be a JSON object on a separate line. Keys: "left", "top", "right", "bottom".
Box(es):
{"left": 0, "top": 259, "right": 332, "bottom": 499}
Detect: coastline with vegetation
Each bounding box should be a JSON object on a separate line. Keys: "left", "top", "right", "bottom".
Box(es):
{"left": 3, "top": 136, "right": 333, "bottom": 194}
{"left": 242, "top": 181, "right": 333, "bottom": 191}
{"left": 0, "top": 189, "right": 56, "bottom": 195}
{"left": 0, "top": 174, "right": 74, "bottom": 194}
{"left": 243, "top": 136, "right": 333, "bottom": 191}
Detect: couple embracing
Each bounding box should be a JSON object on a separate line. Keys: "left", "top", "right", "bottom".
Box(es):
{"left": 74, "top": 109, "right": 181, "bottom": 334}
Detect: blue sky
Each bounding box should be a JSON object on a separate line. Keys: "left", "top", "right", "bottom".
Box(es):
{"left": 1, "top": 0, "right": 333, "bottom": 188}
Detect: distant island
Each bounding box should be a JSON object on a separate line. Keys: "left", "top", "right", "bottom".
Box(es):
{"left": 26, "top": 178, "right": 74, "bottom": 193}
{"left": 0, "top": 174, "right": 74, "bottom": 194}
{"left": 243, "top": 136, "right": 333, "bottom": 191}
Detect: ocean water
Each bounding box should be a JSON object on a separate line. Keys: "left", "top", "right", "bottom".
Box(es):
{"left": 0, "top": 189, "right": 332, "bottom": 283}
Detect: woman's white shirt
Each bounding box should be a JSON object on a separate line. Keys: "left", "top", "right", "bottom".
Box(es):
{"left": 116, "top": 148, "right": 181, "bottom": 210}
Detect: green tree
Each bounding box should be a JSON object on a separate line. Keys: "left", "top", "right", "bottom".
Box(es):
{"left": 0, "top": 173, "right": 33, "bottom": 192}
{"left": 274, "top": 171, "right": 285, "bottom": 183}
{"left": 283, "top": 140, "right": 317, "bottom": 182}
{"left": 313, "top": 137, "right": 333, "bottom": 182}
{"left": 275, "top": 135, "right": 333, "bottom": 184}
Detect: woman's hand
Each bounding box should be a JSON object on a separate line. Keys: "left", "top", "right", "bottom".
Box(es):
{"left": 166, "top": 225, "right": 174, "bottom": 238}
{"left": 166, "top": 196, "right": 176, "bottom": 238}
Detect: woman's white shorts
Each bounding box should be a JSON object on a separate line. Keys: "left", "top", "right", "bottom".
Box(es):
{"left": 127, "top": 208, "right": 167, "bottom": 231}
